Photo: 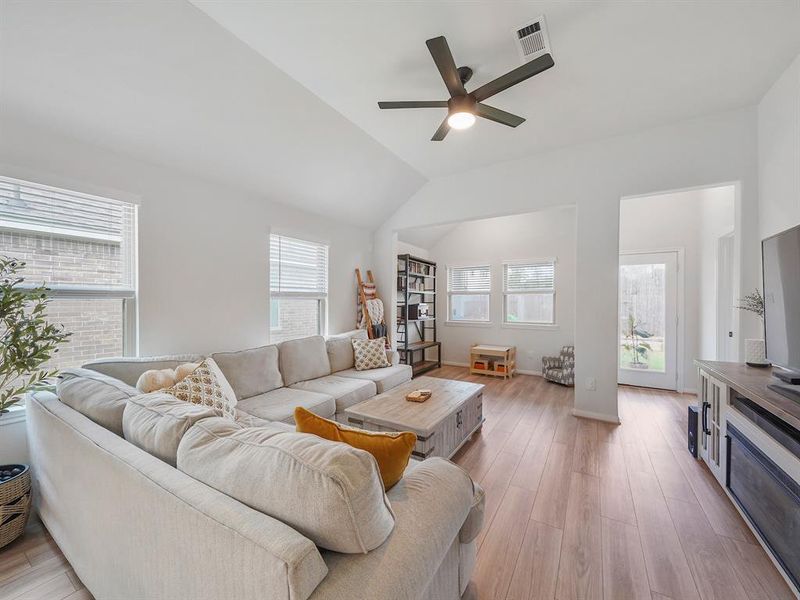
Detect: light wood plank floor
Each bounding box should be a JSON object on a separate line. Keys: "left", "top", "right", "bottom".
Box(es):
{"left": 0, "top": 367, "right": 794, "bottom": 600}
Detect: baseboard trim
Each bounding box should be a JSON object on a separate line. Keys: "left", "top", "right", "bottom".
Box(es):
{"left": 571, "top": 408, "right": 621, "bottom": 424}
{"left": 441, "top": 361, "right": 542, "bottom": 377}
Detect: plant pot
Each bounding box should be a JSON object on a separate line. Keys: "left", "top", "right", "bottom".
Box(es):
{"left": 0, "top": 464, "right": 31, "bottom": 549}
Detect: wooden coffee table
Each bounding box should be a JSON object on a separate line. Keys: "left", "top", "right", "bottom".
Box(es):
{"left": 344, "top": 376, "right": 484, "bottom": 460}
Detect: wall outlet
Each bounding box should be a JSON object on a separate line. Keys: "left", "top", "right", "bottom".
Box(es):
{"left": 585, "top": 377, "right": 596, "bottom": 391}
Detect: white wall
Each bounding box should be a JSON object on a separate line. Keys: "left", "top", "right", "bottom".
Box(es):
{"left": 0, "top": 117, "right": 372, "bottom": 355}
{"left": 620, "top": 186, "right": 735, "bottom": 391}
{"left": 396, "top": 241, "right": 430, "bottom": 260}
{"left": 375, "top": 108, "right": 761, "bottom": 423}
{"left": 418, "top": 207, "right": 576, "bottom": 373}
{"left": 758, "top": 53, "right": 800, "bottom": 239}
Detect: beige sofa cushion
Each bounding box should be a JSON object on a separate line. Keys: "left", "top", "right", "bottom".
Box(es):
{"left": 326, "top": 329, "right": 368, "bottom": 372}
{"left": 82, "top": 354, "right": 204, "bottom": 387}
{"left": 290, "top": 375, "right": 375, "bottom": 414}
{"left": 336, "top": 364, "right": 413, "bottom": 394}
{"left": 56, "top": 368, "right": 141, "bottom": 436}
{"left": 460, "top": 482, "right": 485, "bottom": 543}
{"left": 279, "top": 335, "right": 331, "bottom": 386}
{"left": 122, "top": 392, "right": 217, "bottom": 466}
{"left": 178, "top": 417, "right": 395, "bottom": 554}
{"left": 211, "top": 345, "right": 283, "bottom": 400}
{"left": 310, "top": 458, "right": 475, "bottom": 599}
{"left": 236, "top": 387, "right": 335, "bottom": 424}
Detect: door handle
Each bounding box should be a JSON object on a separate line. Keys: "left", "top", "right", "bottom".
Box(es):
{"left": 701, "top": 401, "right": 711, "bottom": 436}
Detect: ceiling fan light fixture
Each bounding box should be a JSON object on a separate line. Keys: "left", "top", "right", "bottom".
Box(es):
{"left": 447, "top": 111, "right": 476, "bottom": 130}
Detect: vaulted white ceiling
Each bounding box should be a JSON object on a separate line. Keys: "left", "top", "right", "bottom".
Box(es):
{"left": 0, "top": 1, "right": 425, "bottom": 229}
{"left": 193, "top": 0, "right": 800, "bottom": 178}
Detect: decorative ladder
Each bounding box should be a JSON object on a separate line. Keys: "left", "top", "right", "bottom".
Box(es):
{"left": 355, "top": 268, "right": 390, "bottom": 346}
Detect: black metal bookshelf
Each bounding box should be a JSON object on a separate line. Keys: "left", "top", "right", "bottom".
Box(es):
{"left": 397, "top": 254, "right": 441, "bottom": 376}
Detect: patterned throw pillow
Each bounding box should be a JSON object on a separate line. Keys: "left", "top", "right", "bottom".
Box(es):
{"left": 352, "top": 337, "right": 391, "bottom": 371}
{"left": 163, "top": 357, "right": 237, "bottom": 419}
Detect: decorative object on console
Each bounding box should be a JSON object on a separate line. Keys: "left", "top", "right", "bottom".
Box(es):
{"left": 0, "top": 464, "right": 30, "bottom": 549}
{"left": 294, "top": 406, "right": 416, "bottom": 490}
{"left": 745, "top": 338, "right": 770, "bottom": 368}
{"left": 542, "top": 345, "right": 575, "bottom": 386}
{"left": 352, "top": 336, "right": 391, "bottom": 371}
{"left": 736, "top": 289, "right": 770, "bottom": 367}
{"left": 163, "top": 358, "right": 237, "bottom": 419}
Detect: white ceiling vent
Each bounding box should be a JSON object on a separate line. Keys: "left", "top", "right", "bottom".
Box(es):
{"left": 514, "top": 16, "right": 551, "bottom": 63}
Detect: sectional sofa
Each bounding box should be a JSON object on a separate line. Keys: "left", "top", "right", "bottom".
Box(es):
{"left": 24, "top": 330, "right": 485, "bottom": 600}
{"left": 82, "top": 329, "right": 412, "bottom": 425}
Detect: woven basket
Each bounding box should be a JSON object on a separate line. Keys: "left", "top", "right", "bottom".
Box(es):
{"left": 0, "top": 464, "right": 31, "bottom": 549}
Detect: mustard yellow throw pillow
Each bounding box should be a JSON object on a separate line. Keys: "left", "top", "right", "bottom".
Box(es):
{"left": 294, "top": 406, "right": 416, "bottom": 490}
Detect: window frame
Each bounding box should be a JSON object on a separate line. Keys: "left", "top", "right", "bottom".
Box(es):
{"left": 446, "top": 264, "right": 492, "bottom": 325}
{"left": 502, "top": 259, "right": 557, "bottom": 328}
{"left": 269, "top": 233, "right": 329, "bottom": 342}
{"left": 2, "top": 174, "right": 139, "bottom": 358}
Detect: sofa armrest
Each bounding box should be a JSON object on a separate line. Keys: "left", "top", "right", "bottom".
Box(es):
{"left": 82, "top": 354, "right": 204, "bottom": 387}
{"left": 460, "top": 482, "right": 485, "bottom": 543}
{"left": 310, "top": 458, "right": 475, "bottom": 600}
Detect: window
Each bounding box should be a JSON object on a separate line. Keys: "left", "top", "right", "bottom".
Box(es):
{"left": 447, "top": 265, "right": 491, "bottom": 322}
{"left": 0, "top": 175, "right": 138, "bottom": 371}
{"left": 269, "top": 234, "right": 328, "bottom": 342}
{"left": 504, "top": 260, "right": 556, "bottom": 325}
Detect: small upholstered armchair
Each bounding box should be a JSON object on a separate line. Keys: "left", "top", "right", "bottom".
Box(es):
{"left": 542, "top": 346, "right": 575, "bottom": 386}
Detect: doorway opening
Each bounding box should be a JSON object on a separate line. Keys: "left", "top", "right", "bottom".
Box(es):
{"left": 618, "top": 184, "right": 736, "bottom": 391}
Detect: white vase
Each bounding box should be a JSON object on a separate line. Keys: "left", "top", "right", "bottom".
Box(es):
{"left": 744, "top": 338, "right": 769, "bottom": 366}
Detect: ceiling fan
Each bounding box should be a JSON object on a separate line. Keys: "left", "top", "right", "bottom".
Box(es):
{"left": 378, "top": 36, "right": 554, "bottom": 141}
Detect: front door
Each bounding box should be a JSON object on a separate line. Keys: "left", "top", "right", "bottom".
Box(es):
{"left": 618, "top": 251, "right": 679, "bottom": 390}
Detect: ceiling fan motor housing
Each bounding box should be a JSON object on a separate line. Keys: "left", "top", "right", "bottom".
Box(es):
{"left": 448, "top": 95, "right": 476, "bottom": 115}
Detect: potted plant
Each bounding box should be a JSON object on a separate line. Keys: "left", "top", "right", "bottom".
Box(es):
{"left": 736, "top": 289, "right": 770, "bottom": 367}
{"left": 0, "top": 256, "right": 71, "bottom": 548}
{"left": 622, "top": 313, "right": 653, "bottom": 369}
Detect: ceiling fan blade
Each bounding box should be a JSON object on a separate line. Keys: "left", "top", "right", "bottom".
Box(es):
{"left": 426, "top": 36, "right": 466, "bottom": 98}
{"left": 475, "top": 103, "right": 525, "bottom": 127}
{"left": 378, "top": 101, "right": 449, "bottom": 109}
{"left": 472, "top": 53, "right": 554, "bottom": 102}
{"left": 431, "top": 118, "right": 450, "bottom": 141}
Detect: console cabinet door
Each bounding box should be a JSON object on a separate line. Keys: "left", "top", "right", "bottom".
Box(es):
{"left": 698, "top": 369, "right": 727, "bottom": 485}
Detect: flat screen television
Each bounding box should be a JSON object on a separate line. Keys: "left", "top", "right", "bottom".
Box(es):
{"left": 762, "top": 223, "right": 800, "bottom": 374}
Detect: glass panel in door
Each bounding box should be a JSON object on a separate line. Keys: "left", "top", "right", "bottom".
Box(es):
{"left": 618, "top": 252, "right": 678, "bottom": 390}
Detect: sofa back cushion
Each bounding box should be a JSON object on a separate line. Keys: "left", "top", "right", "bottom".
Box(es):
{"left": 211, "top": 345, "right": 283, "bottom": 400}
{"left": 82, "top": 354, "right": 205, "bottom": 387}
{"left": 279, "top": 335, "right": 331, "bottom": 386}
{"left": 326, "top": 329, "right": 368, "bottom": 373}
{"left": 178, "top": 417, "right": 395, "bottom": 554}
{"left": 123, "top": 392, "right": 217, "bottom": 466}
{"left": 56, "top": 368, "right": 141, "bottom": 436}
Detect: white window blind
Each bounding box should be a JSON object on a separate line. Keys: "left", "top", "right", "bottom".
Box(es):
{"left": 269, "top": 234, "right": 328, "bottom": 342}
{"left": 447, "top": 265, "right": 491, "bottom": 293}
{"left": 270, "top": 235, "right": 329, "bottom": 297}
{"left": 0, "top": 174, "right": 138, "bottom": 367}
{"left": 447, "top": 265, "right": 491, "bottom": 322}
{"left": 504, "top": 260, "right": 556, "bottom": 325}
{"left": 503, "top": 261, "right": 555, "bottom": 293}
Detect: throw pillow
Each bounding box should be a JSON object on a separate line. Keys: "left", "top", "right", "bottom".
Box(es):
{"left": 352, "top": 337, "right": 391, "bottom": 371}
{"left": 163, "top": 357, "right": 237, "bottom": 419}
{"left": 294, "top": 406, "right": 416, "bottom": 490}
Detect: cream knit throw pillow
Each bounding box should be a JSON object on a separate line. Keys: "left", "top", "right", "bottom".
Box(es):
{"left": 352, "top": 337, "right": 391, "bottom": 371}
{"left": 163, "top": 357, "right": 237, "bottom": 419}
